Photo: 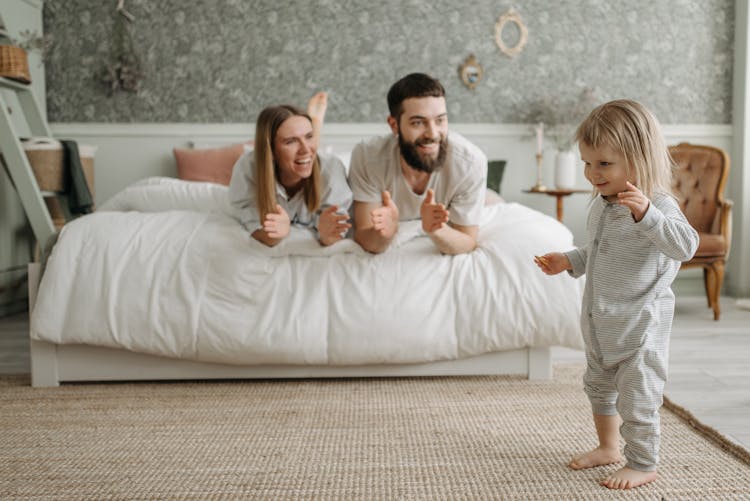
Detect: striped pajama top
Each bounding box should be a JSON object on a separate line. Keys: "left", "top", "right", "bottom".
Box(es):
{"left": 565, "top": 193, "right": 699, "bottom": 366}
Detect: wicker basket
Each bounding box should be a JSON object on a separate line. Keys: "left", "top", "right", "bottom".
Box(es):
{"left": 23, "top": 138, "right": 96, "bottom": 193}
{"left": 22, "top": 138, "right": 96, "bottom": 229}
{"left": 0, "top": 45, "right": 31, "bottom": 84}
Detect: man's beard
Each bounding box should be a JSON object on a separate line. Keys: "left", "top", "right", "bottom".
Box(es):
{"left": 398, "top": 133, "right": 448, "bottom": 173}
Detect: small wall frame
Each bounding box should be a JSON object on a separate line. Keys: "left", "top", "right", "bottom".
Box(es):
{"left": 495, "top": 7, "right": 528, "bottom": 58}
{"left": 459, "top": 54, "right": 483, "bottom": 90}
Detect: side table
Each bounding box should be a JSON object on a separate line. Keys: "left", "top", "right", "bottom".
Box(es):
{"left": 523, "top": 187, "right": 591, "bottom": 222}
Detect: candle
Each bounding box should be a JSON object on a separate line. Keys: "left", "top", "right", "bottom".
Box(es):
{"left": 535, "top": 122, "right": 544, "bottom": 156}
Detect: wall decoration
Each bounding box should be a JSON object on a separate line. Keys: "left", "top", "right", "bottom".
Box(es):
{"left": 42, "top": 1, "right": 733, "bottom": 124}
{"left": 101, "top": 0, "right": 143, "bottom": 94}
{"left": 495, "top": 7, "right": 528, "bottom": 58}
{"left": 459, "top": 54, "right": 483, "bottom": 90}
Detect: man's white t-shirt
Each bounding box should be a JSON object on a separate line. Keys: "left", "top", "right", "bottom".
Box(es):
{"left": 228, "top": 151, "right": 352, "bottom": 232}
{"left": 347, "top": 131, "right": 487, "bottom": 226}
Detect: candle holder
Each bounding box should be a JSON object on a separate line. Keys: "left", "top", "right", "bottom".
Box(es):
{"left": 530, "top": 153, "right": 546, "bottom": 192}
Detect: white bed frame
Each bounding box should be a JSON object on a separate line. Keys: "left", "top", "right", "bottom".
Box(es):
{"left": 27, "top": 264, "right": 552, "bottom": 387}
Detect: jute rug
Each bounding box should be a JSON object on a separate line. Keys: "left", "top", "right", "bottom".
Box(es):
{"left": 1, "top": 365, "right": 748, "bottom": 500}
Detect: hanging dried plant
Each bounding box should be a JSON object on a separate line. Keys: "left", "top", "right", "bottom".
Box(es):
{"left": 101, "top": 2, "right": 143, "bottom": 94}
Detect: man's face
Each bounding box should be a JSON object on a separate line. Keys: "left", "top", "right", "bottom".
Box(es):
{"left": 390, "top": 96, "right": 448, "bottom": 173}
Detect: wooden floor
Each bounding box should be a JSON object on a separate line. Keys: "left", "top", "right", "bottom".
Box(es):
{"left": 2, "top": 296, "right": 749, "bottom": 451}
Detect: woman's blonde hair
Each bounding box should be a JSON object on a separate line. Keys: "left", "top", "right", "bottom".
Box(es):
{"left": 254, "top": 105, "right": 321, "bottom": 220}
{"left": 575, "top": 99, "right": 672, "bottom": 199}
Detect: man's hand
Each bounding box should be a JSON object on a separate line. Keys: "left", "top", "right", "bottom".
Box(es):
{"left": 617, "top": 181, "right": 650, "bottom": 222}
{"left": 262, "top": 204, "right": 291, "bottom": 239}
{"left": 420, "top": 188, "right": 449, "bottom": 233}
{"left": 318, "top": 205, "right": 351, "bottom": 246}
{"left": 534, "top": 252, "right": 571, "bottom": 275}
{"left": 370, "top": 190, "right": 399, "bottom": 239}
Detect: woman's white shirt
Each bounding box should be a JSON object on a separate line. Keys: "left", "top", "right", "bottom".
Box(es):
{"left": 228, "top": 151, "right": 352, "bottom": 232}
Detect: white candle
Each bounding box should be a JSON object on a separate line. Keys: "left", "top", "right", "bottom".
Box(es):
{"left": 536, "top": 122, "right": 544, "bottom": 156}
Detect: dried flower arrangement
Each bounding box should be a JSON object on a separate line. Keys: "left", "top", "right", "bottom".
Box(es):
{"left": 524, "top": 88, "right": 601, "bottom": 151}
{"left": 16, "top": 29, "right": 53, "bottom": 61}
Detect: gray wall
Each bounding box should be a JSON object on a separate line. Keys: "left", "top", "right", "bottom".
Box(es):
{"left": 44, "top": 0, "right": 734, "bottom": 124}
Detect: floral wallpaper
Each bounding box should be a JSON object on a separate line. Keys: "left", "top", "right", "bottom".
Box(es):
{"left": 43, "top": 0, "right": 734, "bottom": 124}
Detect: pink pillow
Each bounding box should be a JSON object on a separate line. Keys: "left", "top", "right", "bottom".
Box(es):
{"left": 173, "top": 143, "right": 249, "bottom": 185}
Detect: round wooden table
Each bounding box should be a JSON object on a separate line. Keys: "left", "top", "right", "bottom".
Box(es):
{"left": 523, "top": 187, "right": 591, "bottom": 222}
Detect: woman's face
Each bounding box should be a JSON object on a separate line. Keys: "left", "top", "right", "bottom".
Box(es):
{"left": 273, "top": 115, "right": 316, "bottom": 189}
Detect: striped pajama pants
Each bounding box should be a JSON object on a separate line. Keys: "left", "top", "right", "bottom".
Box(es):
{"left": 583, "top": 334, "right": 669, "bottom": 472}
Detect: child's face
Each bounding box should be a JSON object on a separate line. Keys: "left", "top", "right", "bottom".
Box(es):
{"left": 579, "top": 142, "right": 634, "bottom": 201}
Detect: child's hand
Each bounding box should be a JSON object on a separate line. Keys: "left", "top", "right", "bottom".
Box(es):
{"left": 534, "top": 252, "right": 571, "bottom": 275}
{"left": 617, "top": 181, "right": 650, "bottom": 222}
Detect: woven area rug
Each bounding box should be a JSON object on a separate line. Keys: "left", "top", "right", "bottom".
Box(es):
{"left": 1, "top": 365, "right": 748, "bottom": 500}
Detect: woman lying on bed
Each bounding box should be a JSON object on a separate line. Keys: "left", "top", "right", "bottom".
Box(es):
{"left": 228, "top": 100, "right": 352, "bottom": 247}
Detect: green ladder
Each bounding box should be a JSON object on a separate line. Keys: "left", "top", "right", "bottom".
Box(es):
{"left": 0, "top": 75, "right": 56, "bottom": 249}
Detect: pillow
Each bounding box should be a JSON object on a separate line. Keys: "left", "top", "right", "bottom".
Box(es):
{"left": 173, "top": 143, "right": 251, "bottom": 185}
{"left": 487, "top": 159, "right": 507, "bottom": 194}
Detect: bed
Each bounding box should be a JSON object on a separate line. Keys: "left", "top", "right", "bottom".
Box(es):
{"left": 28, "top": 177, "right": 585, "bottom": 387}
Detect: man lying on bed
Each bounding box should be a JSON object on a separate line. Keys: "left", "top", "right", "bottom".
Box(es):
{"left": 228, "top": 98, "right": 353, "bottom": 247}
{"left": 348, "top": 73, "right": 487, "bottom": 255}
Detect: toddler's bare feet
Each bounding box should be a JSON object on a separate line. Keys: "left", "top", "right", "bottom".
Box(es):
{"left": 600, "top": 466, "right": 658, "bottom": 489}
{"left": 568, "top": 446, "right": 623, "bottom": 470}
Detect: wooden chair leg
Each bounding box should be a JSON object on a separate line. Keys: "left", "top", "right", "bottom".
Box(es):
{"left": 711, "top": 261, "right": 725, "bottom": 321}
{"left": 704, "top": 265, "right": 716, "bottom": 313}
{"left": 703, "top": 268, "right": 712, "bottom": 308}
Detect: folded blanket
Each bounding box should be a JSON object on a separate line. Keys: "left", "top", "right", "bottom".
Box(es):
{"left": 61, "top": 139, "right": 93, "bottom": 214}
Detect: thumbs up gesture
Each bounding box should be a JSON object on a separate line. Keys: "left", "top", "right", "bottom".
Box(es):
{"left": 263, "top": 204, "right": 291, "bottom": 239}
{"left": 370, "top": 190, "right": 399, "bottom": 238}
{"left": 318, "top": 205, "right": 352, "bottom": 246}
{"left": 420, "top": 189, "right": 449, "bottom": 233}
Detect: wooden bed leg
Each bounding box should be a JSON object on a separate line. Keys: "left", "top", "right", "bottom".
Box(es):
{"left": 28, "top": 263, "right": 59, "bottom": 387}
{"left": 527, "top": 347, "right": 552, "bottom": 380}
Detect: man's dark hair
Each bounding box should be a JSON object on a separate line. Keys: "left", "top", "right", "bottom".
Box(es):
{"left": 387, "top": 73, "right": 446, "bottom": 120}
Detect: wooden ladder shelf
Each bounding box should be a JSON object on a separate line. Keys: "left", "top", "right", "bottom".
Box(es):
{"left": 0, "top": 76, "right": 56, "bottom": 249}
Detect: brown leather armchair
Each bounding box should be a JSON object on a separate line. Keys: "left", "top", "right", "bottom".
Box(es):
{"left": 669, "top": 143, "right": 733, "bottom": 320}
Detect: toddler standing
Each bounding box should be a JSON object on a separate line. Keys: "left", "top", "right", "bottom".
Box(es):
{"left": 535, "top": 99, "right": 698, "bottom": 490}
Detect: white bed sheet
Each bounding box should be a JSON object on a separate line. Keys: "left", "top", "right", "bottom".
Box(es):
{"left": 31, "top": 177, "right": 585, "bottom": 366}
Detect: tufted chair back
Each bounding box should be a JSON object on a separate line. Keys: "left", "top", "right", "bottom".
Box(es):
{"left": 670, "top": 144, "right": 727, "bottom": 234}
{"left": 668, "top": 143, "right": 733, "bottom": 320}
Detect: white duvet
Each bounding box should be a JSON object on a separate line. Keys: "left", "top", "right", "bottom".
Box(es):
{"left": 31, "top": 177, "right": 585, "bottom": 365}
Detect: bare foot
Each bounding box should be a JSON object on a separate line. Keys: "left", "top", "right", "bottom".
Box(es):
{"left": 307, "top": 91, "right": 328, "bottom": 126}
{"left": 600, "top": 466, "right": 658, "bottom": 489}
{"left": 568, "top": 446, "right": 623, "bottom": 470}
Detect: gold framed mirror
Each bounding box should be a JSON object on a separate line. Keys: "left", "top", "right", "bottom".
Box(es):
{"left": 495, "top": 8, "right": 528, "bottom": 58}
{"left": 459, "top": 54, "right": 483, "bottom": 90}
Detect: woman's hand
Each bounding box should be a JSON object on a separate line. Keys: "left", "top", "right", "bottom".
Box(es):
{"left": 263, "top": 204, "right": 291, "bottom": 239}
{"left": 534, "top": 252, "right": 571, "bottom": 275}
{"left": 318, "top": 205, "right": 351, "bottom": 246}
{"left": 617, "top": 181, "right": 650, "bottom": 222}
